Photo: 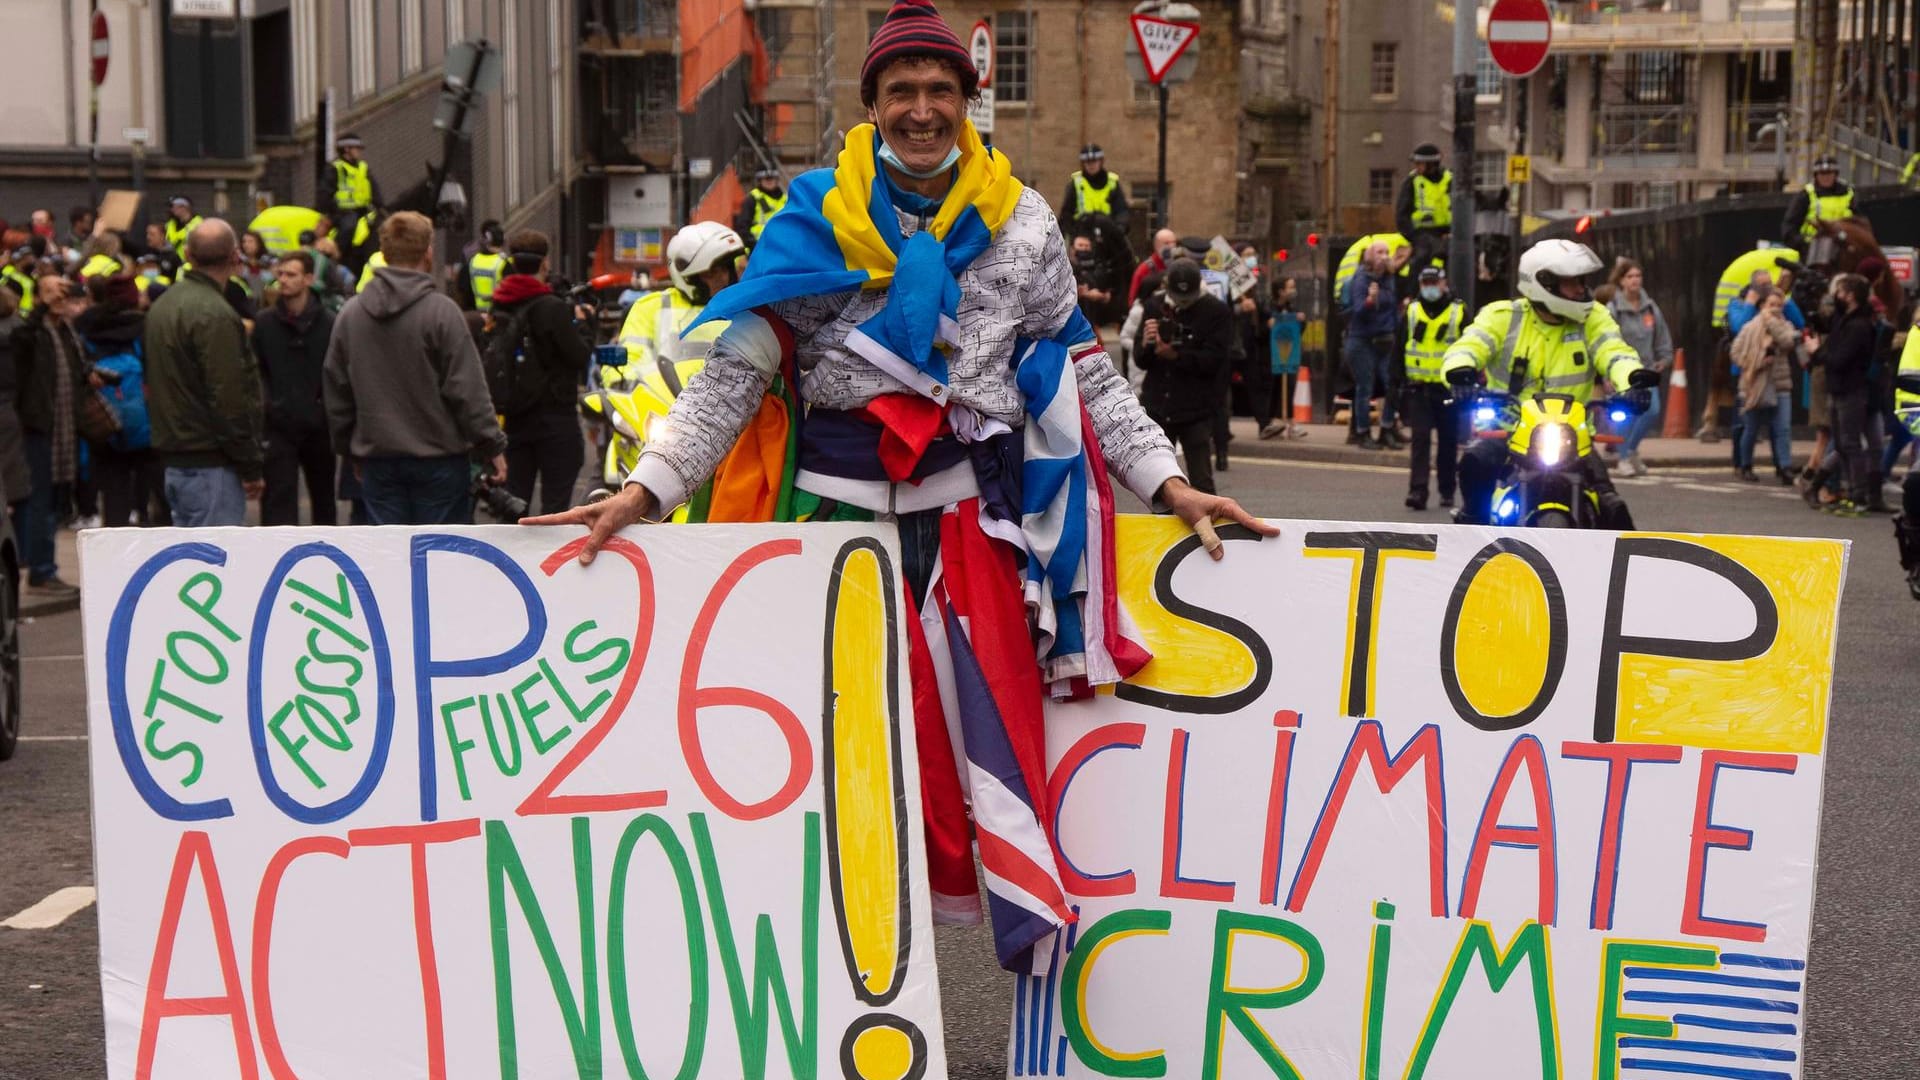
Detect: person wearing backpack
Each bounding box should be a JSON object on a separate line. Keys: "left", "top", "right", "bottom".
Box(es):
{"left": 253, "top": 251, "right": 337, "bottom": 525}
{"left": 75, "top": 274, "right": 162, "bottom": 526}
{"left": 486, "top": 229, "right": 589, "bottom": 515}
{"left": 323, "top": 212, "right": 505, "bottom": 526}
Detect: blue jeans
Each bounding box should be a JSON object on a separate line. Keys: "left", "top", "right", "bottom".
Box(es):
{"left": 359, "top": 454, "right": 471, "bottom": 525}
{"left": 19, "top": 432, "right": 62, "bottom": 583}
{"left": 1619, "top": 387, "right": 1660, "bottom": 457}
{"left": 1346, "top": 336, "right": 1397, "bottom": 434}
{"left": 164, "top": 466, "right": 247, "bottom": 527}
{"left": 1736, "top": 403, "right": 1793, "bottom": 472}
{"left": 1883, "top": 400, "right": 1914, "bottom": 474}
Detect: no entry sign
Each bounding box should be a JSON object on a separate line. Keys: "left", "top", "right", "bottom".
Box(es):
{"left": 90, "top": 9, "right": 110, "bottom": 88}
{"left": 1487, "top": 0, "right": 1552, "bottom": 78}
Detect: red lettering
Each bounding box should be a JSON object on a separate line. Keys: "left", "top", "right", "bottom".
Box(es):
{"left": 519, "top": 536, "right": 664, "bottom": 816}
{"left": 253, "top": 836, "right": 351, "bottom": 1079}
{"left": 1287, "top": 721, "right": 1448, "bottom": 916}
{"left": 1562, "top": 741, "right": 1683, "bottom": 930}
{"left": 1683, "top": 749, "right": 1797, "bottom": 942}
{"left": 1258, "top": 711, "right": 1300, "bottom": 906}
{"left": 1047, "top": 723, "right": 1146, "bottom": 897}
{"left": 346, "top": 819, "right": 483, "bottom": 1080}
{"left": 678, "top": 539, "right": 813, "bottom": 820}
{"left": 1458, "top": 735, "right": 1558, "bottom": 924}
{"left": 1159, "top": 729, "right": 1234, "bottom": 902}
{"left": 136, "top": 831, "right": 259, "bottom": 1080}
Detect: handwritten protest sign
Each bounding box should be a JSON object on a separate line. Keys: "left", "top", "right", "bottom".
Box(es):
{"left": 82, "top": 524, "right": 945, "bottom": 1080}
{"left": 1014, "top": 519, "right": 1844, "bottom": 1079}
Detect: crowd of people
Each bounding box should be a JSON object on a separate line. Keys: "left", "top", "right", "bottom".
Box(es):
{"left": 0, "top": 197, "right": 593, "bottom": 601}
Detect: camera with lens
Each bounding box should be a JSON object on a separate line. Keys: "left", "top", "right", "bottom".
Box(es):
{"left": 1157, "top": 314, "right": 1188, "bottom": 349}
{"left": 472, "top": 473, "right": 528, "bottom": 521}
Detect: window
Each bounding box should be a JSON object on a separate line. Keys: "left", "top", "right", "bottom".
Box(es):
{"left": 446, "top": 0, "right": 465, "bottom": 44}
{"left": 1627, "top": 51, "right": 1686, "bottom": 104}
{"left": 1646, "top": 181, "right": 1680, "bottom": 209}
{"left": 349, "top": 0, "right": 375, "bottom": 100}
{"left": 1475, "top": 43, "right": 1503, "bottom": 99}
{"left": 1368, "top": 168, "right": 1397, "bottom": 204}
{"left": 401, "top": 0, "right": 425, "bottom": 76}
{"left": 548, "top": 1, "right": 565, "bottom": 179}
{"left": 994, "top": 12, "right": 1031, "bottom": 104}
{"left": 1369, "top": 43, "right": 1397, "bottom": 98}
{"left": 502, "top": 2, "right": 521, "bottom": 206}
{"left": 1474, "top": 151, "right": 1506, "bottom": 191}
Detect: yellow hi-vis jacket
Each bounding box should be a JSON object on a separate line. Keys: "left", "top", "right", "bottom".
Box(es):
{"left": 610, "top": 287, "right": 727, "bottom": 384}
{"left": 468, "top": 251, "right": 505, "bottom": 311}
{"left": 333, "top": 159, "right": 373, "bottom": 210}
{"left": 248, "top": 206, "right": 325, "bottom": 255}
{"left": 1441, "top": 300, "right": 1644, "bottom": 404}
{"left": 1798, "top": 183, "right": 1855, "bottom": 239}
{"left": 1, "top": 265, "right": 35, "bottom": 313}
{"left": 1897, "top": 319, "right": 1920, "bottom": 415}
{"left": 165, "top": 215, "right": 203, "bottom": 259}
{"left": 1404, "top": 299, "right": 1465, "bottom": 383}
{"left": 1334, "top": 233, "right": 1413, "bottom": 297}
{"left": 1713, "top": 249, "right": 1798, "bottom": 329}
{"left": 1411, "top": 171, "right": 1452, "bottom": 229}
{"left": 1071, "top": 171, "right": 1122, "bottom": 217}
{"left": 746, "top": 189, "right": 787, "bottom": 240}
{"left": 357, "top": 251, "right": 386, "bottom": 292}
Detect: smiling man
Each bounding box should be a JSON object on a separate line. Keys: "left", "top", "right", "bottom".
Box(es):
{"left": 527, "top": 0, "right": 1271, "bottom": 971}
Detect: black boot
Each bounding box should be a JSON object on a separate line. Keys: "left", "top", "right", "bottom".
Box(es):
{"left": 1801, "top": 468, "right": 1832, "bottom": 510}
{"left": 1896, "top": 516, "right": 1920, "bottom": 601}
{"left": 1866, "top": 471, "right": 1892, "bottom": 513}
{"left": 1405, "top": 489, "right": 1428, "bottom": 511}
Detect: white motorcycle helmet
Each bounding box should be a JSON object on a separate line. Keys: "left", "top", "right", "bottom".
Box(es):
{"left": 1516, "top": 239, "right": 1606, "bottom": 322}
{"left": 666, "top": 221, "right": 746, "bottom": 303}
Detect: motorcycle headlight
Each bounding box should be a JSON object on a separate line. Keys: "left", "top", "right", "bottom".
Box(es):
{"left": 1529, "top": 422, "right": 1573, "bottom": 466}
{"left": 1496, "top": 496, "right": 1519, "bottom": 523}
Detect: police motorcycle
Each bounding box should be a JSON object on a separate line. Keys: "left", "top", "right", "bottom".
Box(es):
{"left": 578, "top": 223, "right": 742, "bottom": 516}
{"left": 1451, "top": 373, "right": 1646, "bottom": 529}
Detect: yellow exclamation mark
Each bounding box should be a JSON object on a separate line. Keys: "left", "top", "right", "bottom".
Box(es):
{"left": 824, "top": 538, "right": 926, "bottom": 1080}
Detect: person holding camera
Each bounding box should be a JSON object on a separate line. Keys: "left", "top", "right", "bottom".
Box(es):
{"left": 488, "top": 229, "right": 591, "bottom": 516}
{"left": 1134, "top": 258, "right": 1234, "bottom": 494}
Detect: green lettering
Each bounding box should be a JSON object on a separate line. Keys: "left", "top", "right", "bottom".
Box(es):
{"left": 178, "top": 571, "right": 241, "bottom": 643}
{"left": 295, "top": 695, "right": 352, "bottom": 752}
{"left": 1593, "top": 941, "right": 1716, "bottom": 1080}
{"left": 609, "top": 815, "right": 708, "bottom": 1080}
{"left": 1059, "top": 908, "right": 1171, "bottom": 1077}
{"left": 540, "top": 658, "right": 610, "bottom": 725}
{"left": 1361, "top": 901, "right": 1395, "bottom": 1080}
{"left": 285, "top": 573, "right": 356, "bottom": 620}
{"left": 439, "top": 697, "right": 480, "bottom": 801}
{"left": 481, "top": 694, "right": 523, "bottom": 777}
{"left": 691, "top": 811, "right": 819, "bottom": 1080}
{"left": 144, "top": 658, "right": 221, "bottom": 724}
{"left": 486, "top": 818, "right": 601, "bottom": 1079}
{"left": 565, "top": 619, "right": 630, "bottom": 685}
{"left": 1200, "top": 910, "right": 1324, "bottom": 1080}
{"left": 165, "top": 630, "right": 227, "bottom": 685}
{"left": 266, "top": 700, "right": 326, "bottom": 790}
{"left": 142, "top": 718, "right": 204, "bottom": 787}
{"left": 514, "top": 670, "right": 570, "bottom": 755}
{"left": 1405, "top": 921, "right": 1561, "bottom": 1080}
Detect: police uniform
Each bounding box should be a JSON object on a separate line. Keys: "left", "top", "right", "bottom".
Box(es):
{"left": 1, "top": 264, "right": 34, "bottom": 314}
{"left": 1334, "top": 233, "right": 1414, "bottom": 298}
{"left": 1396, "top": 167, "right": 1453, "bottom": 274}
{"left": 1895, "top": 327, "right": 1920, "bottom": 584}
{"left": 1782, "top": 181, "right": 1855, "bottom": 248}
{"left": 608, "top": 287, "right": 727, "bottom": 386}
{"left": 1403, "top": 296, "right": 1464, "bottom": 507}
{"left": 1441, "top": 299, "right": 1645, "bottom": 524}
{"left": 357, "top": 251, "right": 386, "bottom": 292}
{"left": 745, "top": 189, "right": 787, "bottom": 241}
{"left": 468, "top": 251, "right": 505, "bottom": 312}
{"left": 80, "top": 253, "right": 124, "bottom": 280}
{"left": 164, "top": 214, "right": 203, "bottom": 260}
{"left": 248, "top": 205, "right": 326, "bottom": 256}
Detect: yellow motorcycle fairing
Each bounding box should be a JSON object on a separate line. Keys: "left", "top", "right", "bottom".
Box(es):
{"left": 1506, "top": 393, "right": 1594, "bottom": 462}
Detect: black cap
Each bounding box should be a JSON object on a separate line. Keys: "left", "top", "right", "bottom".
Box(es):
{"left": 1812, "top": 155, "right": 1839, "bottom": 171}
{"left": 1165, "top": 258, "right": 1203, "bottom": 302}
{"left": 1411, "top": 143, "right": 1443, "bottom": 162}
{"left": 1418, "top": 265, "right": 1446, "bottom": 282}
{"left": 169, "top": 195, "right": 192, "bottom": 209}
{"left": 336, "top": 132, "right": 365, "bottom": 149}
{"left": 1079, "top": 144, "right": 1105, "bottom": 162}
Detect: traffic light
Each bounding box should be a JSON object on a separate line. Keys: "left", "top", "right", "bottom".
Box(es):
{"left": 1305, "top": 232, "right": 1321, "bottom": 248}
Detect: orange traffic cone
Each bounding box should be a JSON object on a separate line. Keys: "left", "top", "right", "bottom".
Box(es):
{"left": 1661, "top": 348, "right": 1689, "bottom": 440}
{"left": 1292, "top": 365, "right": 1314, "bottom": 425}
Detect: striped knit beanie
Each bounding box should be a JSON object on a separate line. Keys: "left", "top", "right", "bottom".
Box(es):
{"left": 860, "top": 0, "right": 978, "bottom": 106}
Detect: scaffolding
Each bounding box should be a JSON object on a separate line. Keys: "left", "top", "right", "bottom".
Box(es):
{"left": 1793, "top": 0, "right": 1920, "bottom": 182}
{"left": 751, "top": 0, "right": 839, "bottom": 173}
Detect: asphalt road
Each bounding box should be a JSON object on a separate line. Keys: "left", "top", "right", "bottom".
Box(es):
{"left": 1, "top": 458, "right": 1912, "bottom": 1078}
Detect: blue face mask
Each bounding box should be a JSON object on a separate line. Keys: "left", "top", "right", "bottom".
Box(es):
{"left": 877, "top": 138, "right": 961, "bottom": 180}
{"left": 1420, "top": 285, "right": 1445, "bottom": 302}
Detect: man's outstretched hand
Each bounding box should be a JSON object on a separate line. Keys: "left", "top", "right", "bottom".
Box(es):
{"left": 1157, "top": 477, "right": 1278, "bottom": 560}
{"left": 521, "top": 483, "right": 658, "bottom": 564}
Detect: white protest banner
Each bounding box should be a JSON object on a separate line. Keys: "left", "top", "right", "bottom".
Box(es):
{"left": 1206, "top": 235, "right": 1256, "bottom": 301}
{"left": 81, "top": 524, "right": 946, "bottom": 1080}
{"left": 1013, "top": 518, "right": 1844, "bottom": 1078}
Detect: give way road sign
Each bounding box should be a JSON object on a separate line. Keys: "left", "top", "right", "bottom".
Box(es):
{"left": 1128, "top": 14, "right": 1200, "bottom": 86}
{"left": 1486, "top": 0, "right": 1553, "bottom": 79}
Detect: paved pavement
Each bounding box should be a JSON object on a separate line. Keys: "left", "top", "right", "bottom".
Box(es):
{"left": 1, "top": 460, "right": 1913, "bottom": 1078}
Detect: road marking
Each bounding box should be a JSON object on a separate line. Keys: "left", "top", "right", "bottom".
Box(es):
{"left": 17, "top": 734, "right": 87, "bottom": 742}
{"left": 1226, "top": 455, "right": 1404, "bottom": 476}
{"left": 1, "top": 886, "right": 96, "bottom": 930}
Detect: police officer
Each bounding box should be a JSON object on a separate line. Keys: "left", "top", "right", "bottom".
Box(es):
{"left": 163, "top": 197, "right": 203, "bottom": 261}
{"left": 458, "top": 220, "right": 507, "bottom": 312}
{"left": 1442, "top": 239, "right": 1657, "bottom": 527}
{"left": 1781, "top": 156, "right": 1855, "bottom": 251}
{"left": 1063, "top": 145, "right": 1130, "bottom": 233}
{"left": 606, "top": 221, "right": 744, "bottom": 387}
{"left": 733, "top": 169, "right": 787, "bottom": 248}
{"left": 326, "top": 133, "right": 382, "bottom": 267}
{"left": 1893, "top": 321, "right": 1920, "bottom": 599}
{"left": 1, "top": 246, "right": 36, "bottom": 315}
{"left": 1395, "top": 143, "right": 1451, "bottom": 277}
{"left": 1402, "top": 266, "right": 1464, "bottom": 510}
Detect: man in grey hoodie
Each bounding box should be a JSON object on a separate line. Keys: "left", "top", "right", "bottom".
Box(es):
{"left": 323, "top": 211, "right": 507, "bottom": 525}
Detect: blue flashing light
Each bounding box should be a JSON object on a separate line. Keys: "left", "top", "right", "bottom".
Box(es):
{"left": 1475, "top": 406, "right": 1497, "bottom": 425}
{"left": 1610, "top": 409, "right": 1628, "bottom": 424}
{"left": 1496, "top": 497, "right": 1519, "bottom": 522}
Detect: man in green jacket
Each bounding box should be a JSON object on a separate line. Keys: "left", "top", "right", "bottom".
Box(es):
{"left": 144, "top": 219, "right": 264, "bottom": 526}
